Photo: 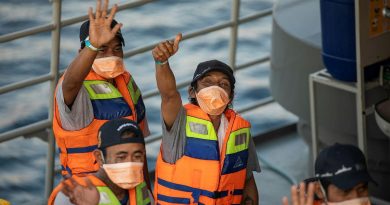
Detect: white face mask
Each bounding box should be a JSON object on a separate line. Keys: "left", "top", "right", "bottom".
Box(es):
{"left": 102, "top": 161, "right": 144, "bottom": 189}
{"left": 324, "top": 197, "right": 371, "bottom": 205}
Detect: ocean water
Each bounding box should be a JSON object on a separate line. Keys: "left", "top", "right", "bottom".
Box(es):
{"left": 0, "top": 0, "right": 299, "bottom": 204}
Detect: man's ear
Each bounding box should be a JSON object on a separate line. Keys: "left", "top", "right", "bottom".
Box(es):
{"left": 93, "top": 149, "right": 104, "bottom": 166}
{"left": 314, "top": 181, "right": 325, "bottom": 200}
{"left": 188, "top": 86, "right": 195, "bottom": 98}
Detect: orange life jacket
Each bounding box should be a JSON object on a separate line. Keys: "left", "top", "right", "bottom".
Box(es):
{"left": 53, "top": 71, "right": 148, "bottom": 176}
{"left": 154, "top": 103, "right": 251, "bottom": 205}
{"left": 314, "top": 200, "right": 323, "bottom": 205}
{"left": 47, "top": 175, "right": 151, "bottom": 205}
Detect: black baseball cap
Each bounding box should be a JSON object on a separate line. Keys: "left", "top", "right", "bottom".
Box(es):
{"left": 315, "top": 143, "right": 377, "bottom": 190}
{"left": 79, "top": 19, "right": 125, "bottom": 49}
{"left": 190, "top": 60, "right": 235, "bottom": 89}
{"left": 97, "top": 118, "right": 144, "bottom": 150}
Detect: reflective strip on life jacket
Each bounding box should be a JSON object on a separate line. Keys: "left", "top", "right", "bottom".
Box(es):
{"left": 83, "top": 80, "right": 123, "bottom": 100}
{"left": 127, "top": 78, "right": 141, "bottom": 103}
{"left": 221, "top": 128, "right": 250, "bottom": 175}
{"left": 53, "top": 72, "right": 148, "bottom": 176}
{"left": 96, "top": 186, "right": 121, "bottom": 205}
{"left": 136, "top": 181, "right": 152, "bottom": 205}
{"left": 185, "top": 116, "right": 216, "bottom": 140}
{"left": 225, "top": 128, "right": 250, "bottom": 155}
{"left": 184, "top": 116, "right": 219, "bottom": 160}
{"left": 127, "top": 77, "right": 146, "bottom": 124}
{"left": 83, "top": 80, "right": 132, "bottom": 120}
{"left": 154, "top": 104, "right": 250, "bottom": 204}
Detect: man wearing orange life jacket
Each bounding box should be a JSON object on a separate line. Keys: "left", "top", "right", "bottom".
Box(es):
{"left": 282, "top": 144, "right": 376, "bottom": 205}
{"left": 48, "top": 118, "right": 153, "bottom": 205}
{"left": 52, "top": 0, "right": 150, "bottom": 180}
{"left": 152, "top": 34, "right": 261, "bottom": 204}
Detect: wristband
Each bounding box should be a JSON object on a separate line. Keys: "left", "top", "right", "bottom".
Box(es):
{"left": 155, "top": 60, "right": 168, "bottom": 65}
{"left": 84, "top": 36, "right": 101, "bottom": 52}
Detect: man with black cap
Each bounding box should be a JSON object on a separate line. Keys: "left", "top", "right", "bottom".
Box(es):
{"left": 48, "top": 118, "right": 153, "bottom": 205}
{"left": 151, "top": 35, "right": 260, "bottom": 204}
{"left": 52, "top": 0, "right": 150, "bottom": 180}
{"left": 282, "top": 143, "right": 376, "bottom": 205}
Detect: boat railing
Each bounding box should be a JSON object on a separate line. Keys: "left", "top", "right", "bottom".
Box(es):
{"left": 0, "top": 0, "right": 277, "bottom": 200}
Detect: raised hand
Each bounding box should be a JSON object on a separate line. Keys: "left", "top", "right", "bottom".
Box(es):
{"left": 282, "top": 182, "right": 315, "bottom": 205}
{"left": 61, "top": 177, "right": 100, "bottom": 205}
{"left": 87, "top": 0, "right": 122, "bottom": 48}
{"left": 152, "top": 33, "right": 182, "bottom": 63}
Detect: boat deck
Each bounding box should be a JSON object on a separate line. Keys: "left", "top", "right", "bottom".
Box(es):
{"left": 254, "top": 129, "right": 309, "bottom": 204}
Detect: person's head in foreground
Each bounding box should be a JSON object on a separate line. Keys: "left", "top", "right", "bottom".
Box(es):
{"left": 51, "top": 119, "right": 149, "bottom": 205}
{"left": 283, "top": 143, "right": 376, "bottom": 205}
{"left": 95, "top": 118, "right": 146, "bottom": 189}
{"left": 188, "top": 59, "right": 236, "bottom": 116}
{"left": 313, "top": 143, "right": 376, "bottom": 204}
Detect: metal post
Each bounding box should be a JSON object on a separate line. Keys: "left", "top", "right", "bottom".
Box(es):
{"left": 354, "top": 0, "right": 367, "bottom": 154}
{"left": 229, "top": 0, "right": 240, "bottom": 70}
{"left": 44, "top": 0, "right": 61, "bottom": 200}
{"left": 309, "top": 75, "right": 318, "bottom": 165}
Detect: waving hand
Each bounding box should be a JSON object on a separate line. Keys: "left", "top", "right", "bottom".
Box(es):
{"left": 87, "top": 0, "right": 122, "bottom": 48}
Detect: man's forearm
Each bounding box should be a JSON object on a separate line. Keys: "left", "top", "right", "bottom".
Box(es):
{"left": 242, "top": 175, "right": 259, "bottom": 205}
{"left": 155, "top": 63, "right": 178, "bottom": 98}
{"left": 64, "top": 48, "right": 97, "bottom": 88}
{"left": 154, "top": 62, "right": 182, "bottom": 130}
{"left": 152, "top": 34, "right": 183, "bottom": 129}
{"left": 62, "top": 48, "right": 97, "bottom": 106}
